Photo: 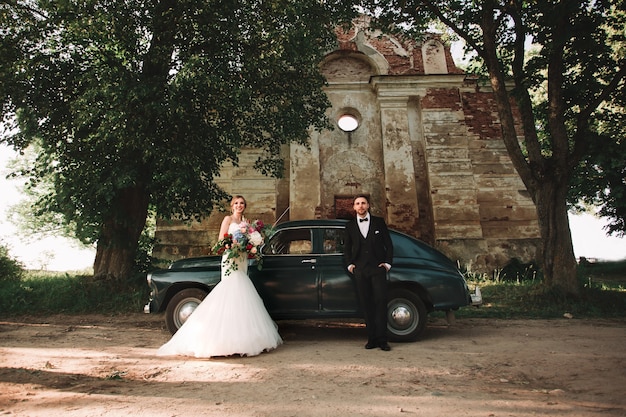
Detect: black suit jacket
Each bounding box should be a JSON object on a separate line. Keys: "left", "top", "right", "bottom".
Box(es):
{"left": 343, "top": 215, "right": 393, "bottom": 269}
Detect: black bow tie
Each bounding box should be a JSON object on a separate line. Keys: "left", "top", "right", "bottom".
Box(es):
{"left": 359, "top": 218, "right": 368, "bottom": 222}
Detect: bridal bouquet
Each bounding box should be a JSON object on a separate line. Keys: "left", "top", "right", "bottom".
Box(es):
{"left": 212, "top": 219, "right": 273, "bottom": 274}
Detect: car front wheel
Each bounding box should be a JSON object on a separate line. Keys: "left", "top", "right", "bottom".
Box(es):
{"left": 386, "top": 288, "right": 427, "bottom": 342}
{"left": 165, "top": 288, "right": 208, "bottom": 335}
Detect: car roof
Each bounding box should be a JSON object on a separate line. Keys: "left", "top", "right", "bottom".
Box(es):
{"left": 275, "top": 219, "right": 420, "bottom": 241}
{"left": 275, "top": 219, "right": 348, "bottom": 229}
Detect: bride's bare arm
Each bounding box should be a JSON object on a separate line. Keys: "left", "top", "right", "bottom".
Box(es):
{"left": 218, "top": 215, "right": 231, "bottom": 238}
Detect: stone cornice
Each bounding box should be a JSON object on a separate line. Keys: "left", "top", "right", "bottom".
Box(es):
{"left": 371, "top": 74, "right": 468, "bottom": 97}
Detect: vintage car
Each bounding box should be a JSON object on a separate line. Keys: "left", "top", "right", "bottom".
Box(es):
{"left": 144, "top": 219, "right": 481, "bottom": 341}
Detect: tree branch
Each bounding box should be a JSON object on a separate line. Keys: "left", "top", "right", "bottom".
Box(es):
{"left": 480, "top": 0, "right": 537, "bottom": 194}
{"left": 546, "top": 5, "right": 570, "bottom": 166}
{"left": 420, "top": 1, "right": 486, "bottom": 59}
{"left": 571, "top": 60, "right": 626, "bottom": 164}
{"left": 1, "top": 0, "right": 48, "bottom": 20}
{"left": 507, "top": 0, "right": 543, "bottom": 165}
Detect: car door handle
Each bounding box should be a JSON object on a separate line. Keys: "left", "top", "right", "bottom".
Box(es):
{"left": 301, "top": 259, "right": 317, "bottom": 264}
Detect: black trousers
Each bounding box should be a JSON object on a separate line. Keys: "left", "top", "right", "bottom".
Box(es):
{"left": 354, "top": 264, "right": 388, "bottom": 344}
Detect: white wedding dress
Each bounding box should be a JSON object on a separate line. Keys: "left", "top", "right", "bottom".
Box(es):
{"left": 157, "top": 222, "right": 283, "bottom": 358}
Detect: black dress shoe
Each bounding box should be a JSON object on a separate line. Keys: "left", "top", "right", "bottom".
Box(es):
{"left": 379, "top": 342, "right": 391, "bottom": 351}
{"left": 365, "top": 342, "right": 377, "bottom": 349}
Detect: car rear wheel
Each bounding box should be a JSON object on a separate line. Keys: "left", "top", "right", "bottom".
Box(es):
{"left": 386, "top": 288, "right": 427, "bottom": 342}
{"left": 165, "top": 288, "right": 208, "bottom": 335}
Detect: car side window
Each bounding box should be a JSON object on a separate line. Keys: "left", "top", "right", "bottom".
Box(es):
{"left": 263, "top": 229, "right": 313, "bottom": 255}
{"left": 322, "top": 228, "right": 345, "bottom": 254}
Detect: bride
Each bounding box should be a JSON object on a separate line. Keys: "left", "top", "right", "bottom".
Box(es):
{"left": 157, "top": 195, "right": 283, "bottom": 358}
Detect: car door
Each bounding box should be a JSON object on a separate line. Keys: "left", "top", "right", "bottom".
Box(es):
{"left": 316, "top": 226, "right": 361, "bottom": 314}
{"left": 251, "top": 226, "right": 320, "bottom": 317}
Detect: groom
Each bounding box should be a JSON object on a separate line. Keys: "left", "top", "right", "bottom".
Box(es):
{"left": 344, "top": 194, "right": 394, "bottom": 351}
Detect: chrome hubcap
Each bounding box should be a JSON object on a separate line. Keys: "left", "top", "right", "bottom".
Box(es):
{"left": 177, "top": 301, "right": 199, "bottom": 326}
{"left": 391, "top": 305, "right": 412, "bottom": 328}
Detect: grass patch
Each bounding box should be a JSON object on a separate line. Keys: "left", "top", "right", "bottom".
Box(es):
{"left": 1, "top": 261, "right": 624, "bottom": 320}
{"left": 0, "top": 270, "right": 148, "bottom": 316}
{"left": 453, "top": 259, "right": 626, "bottom": 320}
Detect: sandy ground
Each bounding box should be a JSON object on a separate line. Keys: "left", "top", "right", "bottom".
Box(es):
{"left": 0, "top": 313, "right": 625, "bottom": 417}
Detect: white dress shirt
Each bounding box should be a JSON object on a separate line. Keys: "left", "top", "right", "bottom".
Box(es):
{"left": 357, "top": 214, "right": 370, "bottom": 238}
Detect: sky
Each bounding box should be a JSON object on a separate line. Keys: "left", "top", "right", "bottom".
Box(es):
{"left": 0, "top": 145, "right": 95, "bottom": 271}
{"left": 1, "top": 144, "right": 625, "bottom": 271}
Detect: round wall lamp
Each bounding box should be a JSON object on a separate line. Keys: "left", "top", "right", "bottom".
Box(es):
{"left": 337, "top": 114, "right": 359, "bottom": 132}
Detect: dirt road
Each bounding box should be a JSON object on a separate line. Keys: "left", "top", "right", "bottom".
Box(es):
{"left": 1, "top": 313, "right": 625, "bottom": 416}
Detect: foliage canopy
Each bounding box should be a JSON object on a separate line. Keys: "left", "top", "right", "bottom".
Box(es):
{"left": 0, "top": 0, "right": 356, "bottom": 279}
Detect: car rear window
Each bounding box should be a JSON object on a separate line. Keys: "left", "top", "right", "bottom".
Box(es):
{"left": 322, "top": 228, "right": 345, "bottom": 254}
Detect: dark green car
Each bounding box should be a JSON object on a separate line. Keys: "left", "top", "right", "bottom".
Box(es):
{"left": 144, "top": 219, "right": 481, "bottom": 341}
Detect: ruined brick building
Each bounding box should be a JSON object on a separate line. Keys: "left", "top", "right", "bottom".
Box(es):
{"left": 154, "top": 20, "right": 541, "bottom": 272}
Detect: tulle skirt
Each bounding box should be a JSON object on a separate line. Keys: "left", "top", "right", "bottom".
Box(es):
{"left": 157, "top": 254, "right": 283, "bottom": 358}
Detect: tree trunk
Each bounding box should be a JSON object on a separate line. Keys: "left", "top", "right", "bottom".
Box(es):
{"left": 534, "top": 179, "right": 579, "bottom": 296}
{"left": 93, "top": 185, "right": 150, "bottom": 282}
{"left": 478, "top": 6, "right": 580, "bottom": 297}
{"left": 91, "top": 1, "right": 175, "bottom": 282}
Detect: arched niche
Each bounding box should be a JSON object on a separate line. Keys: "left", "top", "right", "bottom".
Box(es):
{"left": 422, "top": 39, "right": 448, "bottom": 74}
{"left": 320, "top": 51, "right": 377, "bottom": 82}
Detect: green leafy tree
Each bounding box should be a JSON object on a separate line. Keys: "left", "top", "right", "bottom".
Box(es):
{"left": 568, "top": 98, "right": 626, "bottom": 237}
{"left": 0, "top": 242, "right": 24, "bottom": 282}
{"left": 1, "top": 0, "right": 355, "bottom": 281}
{"left": 363, "top": 0, "right": 626, "bottom": 295}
